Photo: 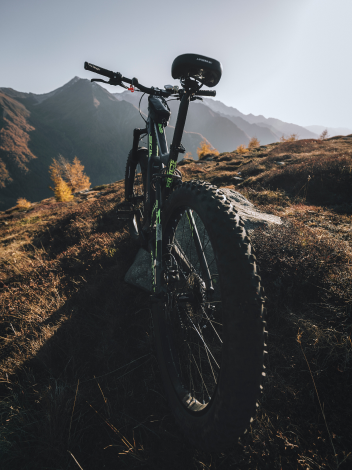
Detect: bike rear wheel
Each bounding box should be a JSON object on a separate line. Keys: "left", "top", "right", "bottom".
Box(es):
{"left": 152, "top": 180, "right": 266, "bottom": 451}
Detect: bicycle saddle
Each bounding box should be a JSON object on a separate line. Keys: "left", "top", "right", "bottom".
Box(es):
{"left": 171, "top": 53, "right": 222, "bottom": 88}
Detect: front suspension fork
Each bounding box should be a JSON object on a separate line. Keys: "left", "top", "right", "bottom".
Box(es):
{"left": 152, "top": 179, "right": 163, "bottom": 294}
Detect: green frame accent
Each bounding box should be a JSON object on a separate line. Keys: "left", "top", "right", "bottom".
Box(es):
{"left": 166, "top": 160, "right": 177, "bottom": 188}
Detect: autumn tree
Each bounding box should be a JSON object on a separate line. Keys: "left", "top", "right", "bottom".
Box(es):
{"left": 53, "top": 177, "right": 74, "bottom": 202}
{"left": 236, "top": 144, "right": 249, "bottom": 154}
{"left": 197, "top": 140, "right": 219, "bottom": 160}
{"left": 248, "top": 137, "right": 260, "bottom": 149}
{"left": 183, "top": 152, "right": 193, "bottom": 160}
{"left": 49, "top": 155, "right": 90, "bottom": 201}
{"left": 16, "top": 198, "right": 31, "bottom": 210}
{"left": 280, "top": 134, "right": 299, "bottom": 142}
{"left": 319, "top": 129, "right": 329, "bottom": 140}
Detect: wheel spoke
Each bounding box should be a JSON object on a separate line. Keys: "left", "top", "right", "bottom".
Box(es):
{"left": 188, "top": 345, "right": 211, "bottom": 400}
{"left": 184, "top": 309, "right": 220, "bottom": 370}
{"left": 162, "top": 203, "right": 223, "bottom": 408}
{"left": 199, "top": 307, "right": 223, "bottom": 343}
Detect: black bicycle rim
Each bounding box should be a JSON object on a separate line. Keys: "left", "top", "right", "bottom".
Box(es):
{"left": 162, "top": 206, "right": 223, "bottom": 413}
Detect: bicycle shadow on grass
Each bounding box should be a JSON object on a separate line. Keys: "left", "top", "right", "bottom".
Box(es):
{"left": 1, "top": 241, "right": 209, "bottom": 469}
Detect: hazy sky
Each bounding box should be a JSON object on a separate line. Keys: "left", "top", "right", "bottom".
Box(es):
{"left": 1, "top": 0, "right": 351, "bottom": 129}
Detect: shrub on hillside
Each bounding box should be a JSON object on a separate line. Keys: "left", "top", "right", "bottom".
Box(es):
{"left": 319, "top": 129, "right": 330, "bottom": 140}
{"left": 236, "top": 144, "right": 249, "bottom": 154}
{"left": 197, "top": 140, "right": 219, "bottom": 160}
{"left": 183, "top": 152, "right": 193, "bottom": 160}
{"left": 248, "top": 137, "right": 260, "bottom": 149}
{"left": 280, "top": 134, "right": 299, "bottom": 142}
{"left": 16, "top": 198, "right": 31, "bottom": 210}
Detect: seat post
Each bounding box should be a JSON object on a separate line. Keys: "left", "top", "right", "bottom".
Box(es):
{"left": 169, "top": 91, "right": 190, "bottom": 163}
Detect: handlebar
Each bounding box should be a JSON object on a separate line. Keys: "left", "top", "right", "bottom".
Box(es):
{"left": 196, "top": 90, "right": 216, "bottom": 97}
{"left": 84, "top": 61, "right": 216, "bottom": 97}
{"left": 84, "top": 62, "right": 116, "bottom": 79}
{"left": 84, "top": 61, "right": 170, "bottom": 96}
{"left": 84, "top": 61, "right": 132, "bottom": 85}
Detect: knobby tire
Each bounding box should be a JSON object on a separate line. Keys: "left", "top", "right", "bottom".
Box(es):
{"left": 152, "top": 180, "right": 266, "bottom": 451}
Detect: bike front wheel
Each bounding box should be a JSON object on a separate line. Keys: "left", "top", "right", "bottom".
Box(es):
{"left": 124, "top": 147, "right": 148, "bottom": 240}
{"left": 152, "top": 180, "right": 266, "bottom": 451}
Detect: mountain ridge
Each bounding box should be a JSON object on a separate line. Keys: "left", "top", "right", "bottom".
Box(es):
{"left": 113, "top": 90, "right": 251, "bottom": 150}
{"left": 0, "top": 78, "right": 144, "bottom": 208}
{"left": 305, "top": 124, "right": 352, "bottom": 137}
{"left": 202, "top": 98, "right": 319, "bottom": 140}
{"left": 2, "top": 77, "right": 349, "bottom": 210}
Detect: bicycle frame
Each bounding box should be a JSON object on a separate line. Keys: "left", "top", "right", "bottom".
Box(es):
{"left": 134, "top": 90, "right": 212, "bottom": 297}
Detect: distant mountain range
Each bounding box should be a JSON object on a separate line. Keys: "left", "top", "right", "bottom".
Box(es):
{"left": 201, "top": 98, "right": 319, "bottom": 140}
{"left": 0, "top": 77, "right": 350, "bottom": 210}
{"left": 113, "top": 91, "right": 251, "bottom": 152}
{"left": 0, "top": 78, "right": 145, "bottom": 209}
{"left": 304, "top": 125, "right": 352, "bottom": 137}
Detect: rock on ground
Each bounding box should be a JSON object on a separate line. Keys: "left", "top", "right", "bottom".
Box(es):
{"left": 220, "top": 188, "right": 282, "bottom": 232}
{"left": 124, "top": 247, "right": 153, "bottom": 293}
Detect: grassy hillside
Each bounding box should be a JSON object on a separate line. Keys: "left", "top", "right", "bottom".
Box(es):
{"left": 179, "top": 135, "right": 352, "bottom": 207}
{"left": 0, "top": 137, "right": 351, "bottom": 469}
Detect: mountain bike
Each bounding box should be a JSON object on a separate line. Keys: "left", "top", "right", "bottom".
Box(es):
{"left": 84, "top": 54, "right": 267, "bottom": 451}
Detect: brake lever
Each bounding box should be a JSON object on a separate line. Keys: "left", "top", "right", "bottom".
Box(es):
{"left": 91, "top": 78, "right": 109, "bottom": 84}
{"left": 91, "top": 78, "right": 128, "bottom": 89}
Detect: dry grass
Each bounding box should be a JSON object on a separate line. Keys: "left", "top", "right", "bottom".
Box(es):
{"left": 1, "top": 136, "right": 352, "bottom": 469}
{"left": 194, "top": 137, "right": 352, "bottom": 209}
{"left": 241, "top": 187, "right": 291, "bottom": 207}
{"left": 248, "top": 219, "right": 352, "bottom": 469}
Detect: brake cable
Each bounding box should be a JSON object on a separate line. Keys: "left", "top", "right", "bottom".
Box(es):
{"left": 138, "top": 93, "right": 147, "bottom": 124}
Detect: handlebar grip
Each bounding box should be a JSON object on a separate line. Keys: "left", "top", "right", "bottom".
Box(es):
{"left": 84, "top": 62, "right": 115, "bottom": 79}
{"left": 196, "top": 90, "right": 216, "bottom": 97}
